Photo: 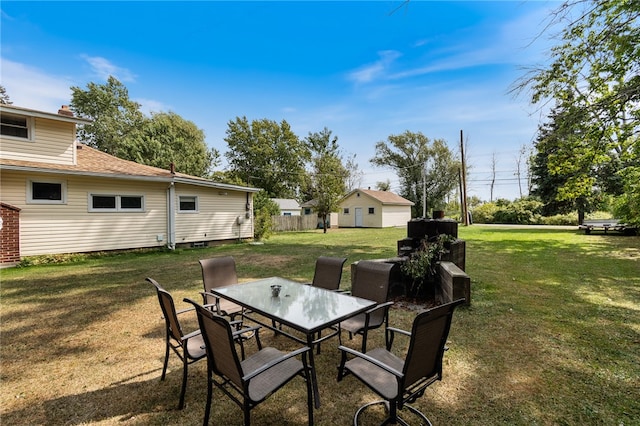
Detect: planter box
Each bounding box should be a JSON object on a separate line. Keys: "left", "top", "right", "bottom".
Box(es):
{"left": 352, "top": 256, "right": 471, "bottom": 306}
{"left": 436, "top": 261, "right": 470, "bottom": 305}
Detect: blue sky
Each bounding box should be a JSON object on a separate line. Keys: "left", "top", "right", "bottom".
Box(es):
{"left": 1, "top": 1, "right": 559, "bottom": 201}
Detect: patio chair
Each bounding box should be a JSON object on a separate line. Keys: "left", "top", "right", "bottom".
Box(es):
{"left": 184, "top": 298, "right": 314, "bottom": 426}
{"left": 309, "top": 256, "right": 347, "bottom": 290}
{"left": 337, "top": 298, "right": 465, "bottom": 425}
{"left": 199, "top": 256, "right": 244, "bottom": 319}
{"left": 305, "top": 256, "right": 347, "bottom": 353}
{"left": 146, "top": 277, "right": 207, "bottom": 410}
{"left": 339, "top": 260, "right": 395, "bottom": 352}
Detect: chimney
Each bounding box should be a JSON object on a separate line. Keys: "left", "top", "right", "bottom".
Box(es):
{"left": 58, "top": 105, "right": 74, "bottom": 117}
{"left": 170, "top": 162, "right": 175, "bottom": 175}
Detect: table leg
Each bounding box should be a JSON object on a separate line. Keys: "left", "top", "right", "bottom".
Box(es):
{"left": 307, "top": 334, "right": 321, "bottom": 408}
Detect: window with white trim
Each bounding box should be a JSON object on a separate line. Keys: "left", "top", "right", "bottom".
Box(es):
{"left": 368, "top": 207, "right": 375, "bottom": 214}
{"left": 1, "top": 113, "right": 33, "bottom": 140}
{"left": 178, "top": 195, "right": 198, "bottom": 212}
{"left": 28, "top": 181, "right": 66, "bottom": 204}
{"left": 343, "top": 208, "right": 350, "bottom": 214}
{"left": 89, "top": 194, "right": 144, "bottom": 212}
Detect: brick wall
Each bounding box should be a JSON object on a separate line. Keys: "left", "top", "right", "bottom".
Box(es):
{"left": 1, "top": 203, "right": 21, "bottom": 265}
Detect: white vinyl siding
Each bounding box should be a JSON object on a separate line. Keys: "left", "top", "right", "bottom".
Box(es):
{"left": 0, "top": 172, "right": 167, "bottom": 256}
{"left": 0, "top": 117, "right": 76, "bottom": 165}
{"left": 173, "top": 184, "right": 252, "bottom": 243}
{"left": 339, "top": 194, "right": 412, "bottom": 228}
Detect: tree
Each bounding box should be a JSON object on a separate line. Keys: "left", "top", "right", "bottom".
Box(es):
{"left": 70, "top": 77, "right": 216, "bottom": 177}
{"left": 0, "top": 85, "right": 12, "bottom": 105}
{"left": 305, "top": 128, "right": 347, "bottom": 233}
{"left": 489, "top": 152, "right": 497, "bottom": 202}
{"left": 370, "top": 131, "right": 460, "bottom": 217}
{"left": 224, "top": 117, "right": 310, "bottom": 198}
{"left": 344, "top": 153, "right": 364, "bottom": 191}
{"left": 376, "top": 180, "right": 391, "bottom": 191}
{"left": 515, "top": 0, "right": 640, "bottom": 223}
{"left": 127, "top": 112, "right": 218, "bottom": 177}
{"left": 70, "top": 76, "right": 145, "bottom": 156}
{"left": 514, "top": 144, "right": 530, "bottom": 198}
{"left": 530, "top": 104, "right": 604, "bottom": 221}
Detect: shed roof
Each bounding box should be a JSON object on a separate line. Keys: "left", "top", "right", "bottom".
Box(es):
{"left": 271, "top": 198, "right": 301, "bottom": 210}
{"left": 341, "top": 188, "right": 414, "bottom": 206}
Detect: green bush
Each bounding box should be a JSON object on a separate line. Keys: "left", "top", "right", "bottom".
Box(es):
{"left": 470, "top": 202, "right": 499, "bottom": 223}
{"left": 253, "top": 190, "right": 280, "bottom": 241}
{"left": 540, "top": 213, "right": 578, "bottom": 225}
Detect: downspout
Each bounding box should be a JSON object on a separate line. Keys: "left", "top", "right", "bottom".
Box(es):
{"left": 167, "top": 182, "right": 176, "bottom": 250}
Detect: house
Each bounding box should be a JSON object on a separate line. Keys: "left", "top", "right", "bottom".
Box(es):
{"left": 338, "top": 188, "right": 414, "bottom": 228}
{"left": 271, "top": 198, "right": 301, "bottom": 216}
{"left": 0, "top": 104, "right": 259, "bottom": 265}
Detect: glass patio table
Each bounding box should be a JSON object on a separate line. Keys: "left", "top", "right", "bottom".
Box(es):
{"left": 209, "top": 276, "right": 376, "bottom": 408}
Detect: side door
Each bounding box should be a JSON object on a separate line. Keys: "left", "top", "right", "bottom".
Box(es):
{"left": 354, "top": 207, "right": 363, "bottom": 227}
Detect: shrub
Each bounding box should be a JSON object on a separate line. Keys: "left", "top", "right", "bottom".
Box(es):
{"left": 540, "top": 213, "right": 578, "bottom": 225}
{"left": 471, "top": 202, "right": 499, "bottom": 223}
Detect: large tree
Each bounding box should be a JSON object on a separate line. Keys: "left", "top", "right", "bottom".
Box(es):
{"left": 370, "top": 131, "right": 460, "bottom": 217}
{"left": 70, "top": 77, "right": 216, "bottom": 177}
{"left": 515, "top": 0, "right": 640, "bottom": 224}
{"left": 531, "top": 104, "right": 603, "bottom": 221}
{"left": 305, "top": 128, "right": 347, "bottom": 232}
{"left": 70, "top": 76, "right": 145, "bottom": 156}
{"left": 128, "top": 112, "right": 217, "bottom": 177}
{"left": 224, "top": 116, "right": 310, "bottom": 198}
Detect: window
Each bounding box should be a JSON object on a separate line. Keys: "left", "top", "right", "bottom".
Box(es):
{"left": 89, "top": 194, "right": 144, "bottom": 212}
{"left": 368, "top": 207, "right": 375, "bottom": 214}
{"left": 179, "top": 196, "right": 198, "bottom": 212}
{"left": 343, "top": 208, "right": 350, "bottom": 214}
{"left": 1, "top": 113, "right": 32, "bottom": 139}
{"left": 304, "top": 208, "right": 312, "bottom": 215}
{"left": 28, "top": 181, "right": 66, "bottom": 204}
{"left": 283, "top": 212, "right": 292, "bottom": 216}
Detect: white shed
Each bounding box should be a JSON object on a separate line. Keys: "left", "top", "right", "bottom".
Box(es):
{"left": 338, "top": 188, "right": 414, "bottom": 228}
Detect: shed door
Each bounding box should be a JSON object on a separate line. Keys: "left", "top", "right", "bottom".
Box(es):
{"left": 355, "top": 208, "right": 363, "bottom": 227}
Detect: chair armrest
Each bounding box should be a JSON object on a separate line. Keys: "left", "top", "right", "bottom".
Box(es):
{"left": 175, "top": 307, "right": 196, "bottom": 316}
{"left": 181, "top": 329, "right": 202, "bottom": 341}
{"left": 387, "top": 326, "right": 411, "bottom": 338}
{"left": 243, "top": 346, "right": 310, "bottom": 381}
{"left": 338, "top": 345, "right": 403, "bottom": 378}
{"left": 232, "top": 325, "right": 261, "bottom": 339}
{"left": 364, "top": 301, "right": 394, "bottom": 315}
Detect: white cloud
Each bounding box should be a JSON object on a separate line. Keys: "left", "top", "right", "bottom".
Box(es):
{"left": 80, "top": 55, "right": 136, "bottom": 82}
{"left": 0, "top": 58, "right": 72, "bottom": 112}
{"left": 348, "top": 50, "right": 402, "bottom": 84}
{"left": 136, "top": 98, "right": 170, "bottom": 115}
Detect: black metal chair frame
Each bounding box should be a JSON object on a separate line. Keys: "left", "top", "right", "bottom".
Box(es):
{"left": 339, "top": 261, "right": 395, "bottom": 353}
{"left": 185, "top": 298, "right": 314, "bottom": 426}
{"left": 337, "top": 298, "right": 465, "bottom": 426}
{"left": 147, "top": 277, "right": 207, "bottom": 410}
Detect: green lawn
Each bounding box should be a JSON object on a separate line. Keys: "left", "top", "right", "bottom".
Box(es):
{"left": 1, "top": 225, "right": 638, "bottom": 425}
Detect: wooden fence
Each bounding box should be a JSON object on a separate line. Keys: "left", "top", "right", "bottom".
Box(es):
{"left": 271, "top": 215, "right": 318, "bottom": 232}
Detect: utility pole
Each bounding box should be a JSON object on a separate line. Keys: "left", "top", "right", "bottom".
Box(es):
{"left": 422, "top": 165, "right": 426, "bottom": 218}
{"left": 460, "top": 130, "right": 469, "bottom": 226}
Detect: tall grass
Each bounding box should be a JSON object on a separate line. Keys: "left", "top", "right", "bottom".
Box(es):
{"left": 1, "top": 225, "right": 638, "bottom": 425}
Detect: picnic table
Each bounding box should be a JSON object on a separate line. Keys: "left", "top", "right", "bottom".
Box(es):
{"left": 578, "top": 219, "right": 637, "bottom": 235}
